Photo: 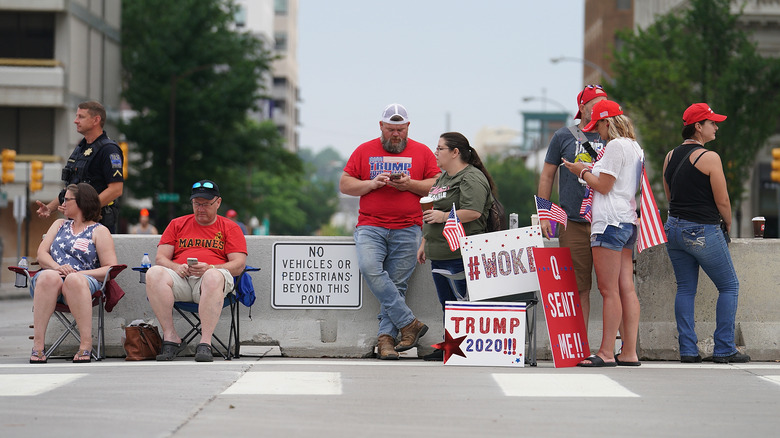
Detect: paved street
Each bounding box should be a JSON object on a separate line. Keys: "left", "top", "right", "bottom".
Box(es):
{"left": 1, "top": 294, "right": 779, "bottom": 437}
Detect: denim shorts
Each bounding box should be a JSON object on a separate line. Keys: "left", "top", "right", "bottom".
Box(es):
{"left": 30, "top": 271, "right": 101, "bottom": 305}
{"left": 591, "top": 223, "right": 637, "bottom": 251}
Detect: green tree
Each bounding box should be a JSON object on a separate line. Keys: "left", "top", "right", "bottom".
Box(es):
{"left": 610, "top": 0, "right": 780, "bottom": 208}
{"left": 121, "top": 0, "right": 282, "bottom": 226}
{"left": 485, "top": 155, "right": 538, "bottom": 227}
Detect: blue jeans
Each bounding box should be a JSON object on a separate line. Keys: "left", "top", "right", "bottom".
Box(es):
{"left": 354, "top": 225, "right": 421, "bottom": 337}
{"left": 430, "top": 259, "right": 468, "bottom": 312}
{"left": 664, "top": 216, "right": 740, "bottom": 357}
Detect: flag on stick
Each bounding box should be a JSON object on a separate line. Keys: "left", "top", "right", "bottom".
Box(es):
{"left": 442, "top": 203, "right": 466, "bottom": 252}
{"left": 535, "top": 196, "right": 568, "bottom": 230}
{"left": 637, "top": 166, "right": 667, "bottom": 253}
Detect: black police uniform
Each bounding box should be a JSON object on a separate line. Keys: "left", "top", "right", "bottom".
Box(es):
{"left": 60, "top": 131, "right": 124, "bottom": 233}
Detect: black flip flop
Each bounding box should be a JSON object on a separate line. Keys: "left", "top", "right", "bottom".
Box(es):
{"left": 615, "top": 354, "right": 641, "bottom": 366}
{"left": 577, "top": 355, "right": 617, "bottom": 367}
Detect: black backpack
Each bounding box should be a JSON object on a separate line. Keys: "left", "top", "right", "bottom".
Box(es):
{"left": 486, "top": 196, "right": 508, "bottom": 232}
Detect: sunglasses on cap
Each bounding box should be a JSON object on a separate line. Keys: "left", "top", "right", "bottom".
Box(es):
{"left": 192, "top": 181, "right": 215, "bottom": 189}
{"left": 585, "top": 84, "right": 604, "bottom": 89}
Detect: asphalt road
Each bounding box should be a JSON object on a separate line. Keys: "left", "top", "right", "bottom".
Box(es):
{"left": 1, "top": 295, "right": 779, "bottom": 437}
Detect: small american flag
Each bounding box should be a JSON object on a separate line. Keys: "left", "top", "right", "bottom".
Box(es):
{"left": 73, "top": 238, "right": 90, "bottom": 252}
{"left": 637, "top": 166, "right": 667, "bottom": 253}
{"left": 442, "top": 203, "right": 466, "bottom": 252}
{"left": 579, "top": 187, "right": 593, "bottom": 222}
{"left": 535, "top": 196, "right": 568, "bottom": 229}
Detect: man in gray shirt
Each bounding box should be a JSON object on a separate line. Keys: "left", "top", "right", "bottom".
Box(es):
{"left": 537, "top": 85, "right": 607, "bottom": 329}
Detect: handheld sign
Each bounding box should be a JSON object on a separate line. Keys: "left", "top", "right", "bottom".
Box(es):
{"left": 439, "top": 301, "right": 526, "bottom": 367}
{"left": 534, "top": 247, "right": 590, "bottom": 367}
{"left": 460, "top": 226, "right": 544, "bottom": 301}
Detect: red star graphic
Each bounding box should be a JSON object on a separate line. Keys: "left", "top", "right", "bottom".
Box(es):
{"left": 431, "top": 329, "right": 467, "bottom": 364}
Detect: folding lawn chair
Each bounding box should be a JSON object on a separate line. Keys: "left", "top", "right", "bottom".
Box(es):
{"left": 9, "top": 264, "right": 127, "bottom": 361}
{"left": 135, "top": 265, "right": 260, "bottom": 360}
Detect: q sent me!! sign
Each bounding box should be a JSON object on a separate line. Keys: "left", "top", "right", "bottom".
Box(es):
{"left": 272, "top": 242, "right": 362, "bottom": 309}
{"left": 534, "top": 247, "right": 590, "bottom": 367}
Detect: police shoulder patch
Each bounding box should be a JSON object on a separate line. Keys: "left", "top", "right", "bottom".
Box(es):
{"left": 110, "top": 153, "right": 122, "bottom": 168}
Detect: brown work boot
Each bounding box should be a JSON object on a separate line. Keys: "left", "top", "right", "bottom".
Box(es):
{"left": 376, "top": 335, "right": 399, "bottom": 360}
{"left": 395, "top": 318, "right": 428, "bottom": 352}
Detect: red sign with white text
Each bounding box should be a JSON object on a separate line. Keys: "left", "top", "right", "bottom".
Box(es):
{"left": 534, "top": 247, "right": 590, "bottom": 367}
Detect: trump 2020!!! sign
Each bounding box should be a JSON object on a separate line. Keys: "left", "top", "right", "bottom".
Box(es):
{"left": 534, "top": 247, "right": 590, "bottom": 367}
{"left": 460, "top": 226, "right": 544, "bottom": 301}
{"left": 439, "top": 301, "right": 527, "bottom": 367}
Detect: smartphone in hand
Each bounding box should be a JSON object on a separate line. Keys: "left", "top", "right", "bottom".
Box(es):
{"left": 187, "top": 258, "right": 198, "bottom": 266}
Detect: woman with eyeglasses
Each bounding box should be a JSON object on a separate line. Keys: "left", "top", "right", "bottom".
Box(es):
{"left": 562, "top": 100, "right": 644, "bottom": 367}
{"left": 29, "top": 183, "right": 118, "bottom": 363}
{"left": 662, "top": 103, "right": 749, "bottom": 364}
{"left": 416, "top": 132, "right": 496, "bottom": 361}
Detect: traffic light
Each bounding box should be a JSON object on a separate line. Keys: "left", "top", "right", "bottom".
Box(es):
{"left": 30, "top": 160, "right": 44, "bottom": 192}
{"left": 1, "top": 149, "right": 15, "bottom": 184}
{"left": 772, "top": 148, "right": 780, "bottom": 183}
{"left": 119, "top": 141, "right": 128, "bottom": 178}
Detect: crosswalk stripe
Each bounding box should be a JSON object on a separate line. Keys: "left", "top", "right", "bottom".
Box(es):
{"left": 222, "top": 371, "right": 342, "bottom": 395}
{"left": 760, "top": 375, "right": 780, "bottom": 387}
{"left": 492, "top": 373, "right": 639, "bottom": 397}
{"left": 0, "top": 374, "right": 87, "bottom": 396}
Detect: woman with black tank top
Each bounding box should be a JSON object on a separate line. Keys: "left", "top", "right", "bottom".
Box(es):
{"left": 662, "top": 103, "right": 749, "bottom": 364}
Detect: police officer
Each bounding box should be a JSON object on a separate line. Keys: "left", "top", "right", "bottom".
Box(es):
{"left": 35, "top": 101, "right": 124, "bottom": 233}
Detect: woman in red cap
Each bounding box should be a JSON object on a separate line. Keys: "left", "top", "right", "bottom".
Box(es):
{"left": 562, "top": 99, "right": 644, "bottom": 367}
{"left": 661, "top": 103, "right": 749, "bottom": 364}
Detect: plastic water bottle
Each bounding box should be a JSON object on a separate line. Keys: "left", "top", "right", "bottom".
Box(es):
{"left": 140, "top": 253, "right": 151, "bottom": 283}
{"left": 15, "top": 256, "right": 28, "bottom": 288}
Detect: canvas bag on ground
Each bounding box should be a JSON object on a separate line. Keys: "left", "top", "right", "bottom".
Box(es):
{"left": 123, "top": 322, "right": 162, "bottom": 360}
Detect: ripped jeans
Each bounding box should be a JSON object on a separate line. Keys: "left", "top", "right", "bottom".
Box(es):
{"left": 664, "top": 216, "right": 740, "bottom": 358}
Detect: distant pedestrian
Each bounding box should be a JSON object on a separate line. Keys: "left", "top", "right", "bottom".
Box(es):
{"left": 340, "top": 103, "right": 440, "bottom": 360}
{"left": 226, "top": 209, "right": 248, "bottom": 235}
{"left": 130, "top": 208, "right": 158, "bottom": 235}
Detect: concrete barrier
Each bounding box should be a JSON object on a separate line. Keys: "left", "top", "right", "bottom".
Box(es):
{"left": 41, "top": 235, "right": 780, "bottom": 361}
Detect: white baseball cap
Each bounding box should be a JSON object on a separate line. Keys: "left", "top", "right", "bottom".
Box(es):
{"left": 381, "top": 103, "right": 409, "bottom": 125}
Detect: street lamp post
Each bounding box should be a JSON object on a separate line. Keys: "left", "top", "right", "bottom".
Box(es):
{"left": 550, "top": 56, "right": 615, "bottom": 86}
{"left": 521, "top": 96, "right": 569, "bottom": 114}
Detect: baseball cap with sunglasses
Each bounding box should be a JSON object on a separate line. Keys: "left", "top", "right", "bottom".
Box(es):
{"left": 190, "top": 180, "right": 220, "bottom": 200}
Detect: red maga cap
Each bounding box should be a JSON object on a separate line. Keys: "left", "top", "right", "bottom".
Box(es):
{"left": 575, "top": 85, "right": 608, "bottom": 119}
{"left": 582, "top": 100, "right": 623, "bottom": 132}
{"left": 682, "top": 103, "right": 727, "bottom": 125}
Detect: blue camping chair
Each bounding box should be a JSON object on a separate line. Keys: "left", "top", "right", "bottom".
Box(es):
{"left": 134, "top": 265, "right": 259, "bottom": 360}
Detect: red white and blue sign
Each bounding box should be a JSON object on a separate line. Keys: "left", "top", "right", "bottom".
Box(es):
{"left": 439, "top": 301, "right": 527, "bottom": 367}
